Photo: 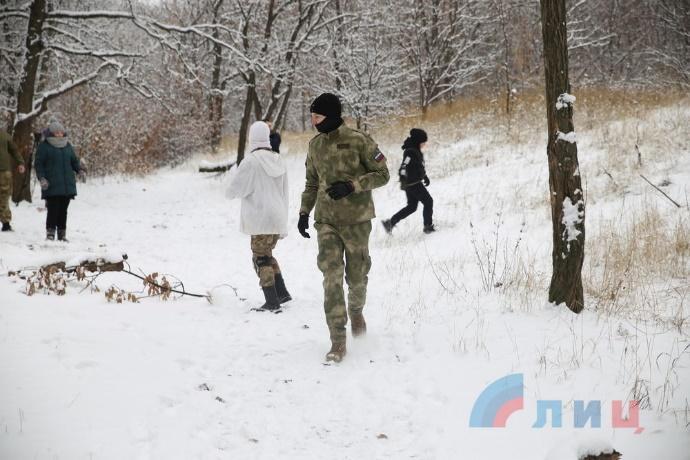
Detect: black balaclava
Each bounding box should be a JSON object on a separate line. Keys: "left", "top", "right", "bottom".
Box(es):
{"left": 310, "top": 93, "right": 343, "bottom": 134}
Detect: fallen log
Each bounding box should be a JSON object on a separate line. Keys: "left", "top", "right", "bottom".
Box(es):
{"left": 582, "top": 451, "right": 621, "bottom": 460}
{"left": 42, "top": 259, "right": 125, "bottom": 274}
{"left": 10, "top": 255, "right": 211, "bottom": 301}
{"left": 198, "top": 159, "right": 235, "bottom": 173}
{"left": 41, "top": 255, "right": 127, "bottom": 274}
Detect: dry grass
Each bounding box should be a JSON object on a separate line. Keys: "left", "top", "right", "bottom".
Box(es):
{"left": 219, "top": 86, "right": 689, "bottom": 168}
{"left": 584, "top": 202, "right": 690, "bottom": 323}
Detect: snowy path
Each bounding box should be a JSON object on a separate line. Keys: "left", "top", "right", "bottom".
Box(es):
{"left": 1, "top": 147, "right": 689, "bottom": 459}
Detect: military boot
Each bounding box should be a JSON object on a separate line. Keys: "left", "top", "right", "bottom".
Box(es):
{"left": 255, "top": 285, "right": 281, "bottom": 312}
{"left": 1, "top": 222, "right": 12, "bottom": 232}
{"left": 325, "top": 341, "right": 347, "bottom": 363}
{"left": 57, "top": 229, "right": 68, "bottom": 242}
{"left": 274, "top": 273, "right": 292, "bottom": 303}
{"left": 381, "top": 219, "right": 393, "bottom": 234}
{"left": 350, "top": 311, "right": 367, "bottom": 337}
{"left": 46, "top": 228, "right": 56, "bottom": 240}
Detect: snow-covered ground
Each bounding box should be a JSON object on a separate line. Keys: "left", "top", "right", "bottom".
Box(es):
{"left": 1, "top": 104, "right": 689, "bottom": 459}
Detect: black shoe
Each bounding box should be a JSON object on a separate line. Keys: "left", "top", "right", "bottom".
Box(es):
{"left": 252, "top": 285, "right": 281, "bottom": 312}
{"left": 274, "top": 273, "right": 292, "bottom": 303}
{"left": 57, "top": 229, "right": 68, "bottom": 242}
{"left": 423, "top": 224, "right": 436, "bottom": 234}
{"left": 46, "top": 228, "right": 56, "bottom": 240}
{"left": 382, "top": 219, "right": 393, "bottom": 234}
{"left": 1, "top": 222, "right": 11, "bottom": 232}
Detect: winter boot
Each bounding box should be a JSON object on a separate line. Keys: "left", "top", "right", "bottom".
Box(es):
{"left": 274, "top": 273, "right": 292, "bottom": 303}
{"left": 255, "top": 285, "right": 281, "bottom": 312}
{"left": 57, "top": 229, "right": 68, "bottom": 242}
{"left": 1, "top": 222, "right": 12, "bottom": 232}
{"left": 325, "top": 341, "right": 347, "bottom": 363}
{"left": 423, "top": 224, "right": 436, "bottom": 234}
{"left": 350, "top": 311, "right": 367, "bottom": 337}
{"left": 382, "top": 219, "right": 393, "bottom": 234}
{"left": 46, "top": 228, "right": 56, "bottom": 240}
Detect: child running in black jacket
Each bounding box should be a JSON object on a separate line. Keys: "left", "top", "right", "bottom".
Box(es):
{"left": 382, "top": 128, "right": 435, "bottom": 234}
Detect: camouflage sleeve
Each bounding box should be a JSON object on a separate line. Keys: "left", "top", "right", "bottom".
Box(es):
{"left": 352, "top": 136, "right": 389, "bottom": 192}
{"left": 6, "top": 133, "right": 23, "bottom": 165}
{"left": 299, "top": 144, "right": 318, "bottom": 215}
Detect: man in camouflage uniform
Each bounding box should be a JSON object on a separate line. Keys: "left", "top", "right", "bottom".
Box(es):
{"left": 298, "top": 93, "right": 390, "bottom": 362}
{"left": 0, "top": 129, "right": 25, "bottom": 232}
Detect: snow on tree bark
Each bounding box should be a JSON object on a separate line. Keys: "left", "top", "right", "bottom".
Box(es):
{"left": 540, "top": 0, "right": 585, "bottom": 314}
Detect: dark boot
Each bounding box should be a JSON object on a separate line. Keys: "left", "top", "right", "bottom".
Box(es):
{"left": 423, "top": 224, "right": 436, "bottom": 234}
{"left": 382, "top": 219, "right": 393, "bottom": 234}
{"left": 46, "top": 228, "right": 56, "bottom": 240}
{"left": 274, "top": 273, "right": 292, "bottom": 303}
{"left": 57, "top": 229, "right": 68, "bottom": 242}
{"left": 350, "top": 311, "right": 367, "bottom": 337}
{"left": 1, "top": 222, "right": 11, "bottom": 232}
{"left": 325, "top": 341, "right": 347, "bottom": 363}
{"left": 255, "top": 285, "right": 281, "bottom": 312}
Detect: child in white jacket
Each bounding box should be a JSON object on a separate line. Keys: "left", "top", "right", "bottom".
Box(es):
{"left": 227, "top": 121, "right": 290, "bottom": 311}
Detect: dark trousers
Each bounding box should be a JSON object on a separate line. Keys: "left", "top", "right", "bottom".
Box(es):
{"left": 391, "top": 183, "right": 433, "bottom": 227}
{"left": 45, "top": 196, "right": 71, "bottom": 230}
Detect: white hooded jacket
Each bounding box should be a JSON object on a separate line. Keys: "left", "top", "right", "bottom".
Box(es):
{"left": 226, "top": 122, "right": 289, "bottom": 236}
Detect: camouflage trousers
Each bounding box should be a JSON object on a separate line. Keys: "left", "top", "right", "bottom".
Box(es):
{"left": 315, "top": 220, "right": 372, "bottom": 344}
{"left": 0, "top": 171, "right": 12, "bottom": 224}
{"left": 251, "top": 234, "right": 282, "bottom": 287}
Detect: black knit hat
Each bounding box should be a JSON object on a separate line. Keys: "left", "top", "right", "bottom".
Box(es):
{"left": 310, "top": 93, "right": 342, "bottom": 118}
{"left": 409, "top": 128, "right": 428, "bottom": 144}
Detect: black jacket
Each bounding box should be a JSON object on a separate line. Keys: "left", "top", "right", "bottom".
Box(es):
{"left": 399, "top": 142, "right": 426, "bottom": 188}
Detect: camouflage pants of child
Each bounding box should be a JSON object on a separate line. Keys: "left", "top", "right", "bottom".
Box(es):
{"left": 315, "top": 220, "right": 372, "bottom": 344}
{"left": 0, "top": 171, "right": 12, "bottom": 224}
{"left": 251, "top": 234, "right": 281, "bottom": 287}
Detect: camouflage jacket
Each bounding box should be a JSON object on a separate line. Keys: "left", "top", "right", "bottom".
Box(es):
{"left": 0, "top": 129, "right": 22, "bottom": 172}
{"left": 300, "top": 124, "right": 389, "bottom": 225}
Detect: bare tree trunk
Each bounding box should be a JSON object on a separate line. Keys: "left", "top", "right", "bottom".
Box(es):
{"left": 540, "top": 0, "right": 585, "bottom": 313}
{"left": 12, "top": 0, "right": 47, "bottom": 203}
{"left": 207, "top": 1, "right": 225, "bottom": 153}
{"left": 236, "top": 84, "right": 254, "bottom": 165}
{"left": 274, "top": 84, "right": 293, "bottom": 132}
{"left": 333, "top": 0, "right": 344, "bottom": 91}
{"left": 301, "top": 88, "right": 307, "bottom": 132}
{"left": 496, "top": 0, "right": 512, "bottom": 115}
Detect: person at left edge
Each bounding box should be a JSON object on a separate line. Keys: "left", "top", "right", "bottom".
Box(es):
{"left": 0, "top": 128, "right": 25, "bottom": 232}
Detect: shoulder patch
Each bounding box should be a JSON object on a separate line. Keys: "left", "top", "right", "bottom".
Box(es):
{"left": 373, "top": 147, "right": 385, "bottom": 162}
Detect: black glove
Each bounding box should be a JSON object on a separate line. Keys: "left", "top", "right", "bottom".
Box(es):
{"left": 326, "top": 181, "right": 354, "bottom": 200}
{"left": 298, "top": 213, "right": 310, "bottom": 238}
{"left": 423, "top": 175, "right": 430, "bottom": 186}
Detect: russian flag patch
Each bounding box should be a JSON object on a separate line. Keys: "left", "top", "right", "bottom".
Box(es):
{"left": 373, "top": 148, "right": 385, "bottom": 162}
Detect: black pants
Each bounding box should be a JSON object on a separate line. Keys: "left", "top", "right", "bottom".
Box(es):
{"left": 391, "top": 183, "right": 433, "bottom": 227}
{"left": 45, "top": 196, "right": 71, "bottom": 230}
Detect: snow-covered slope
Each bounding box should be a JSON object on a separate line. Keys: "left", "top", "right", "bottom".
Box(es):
{"left": 1, "top": 106, "right": 689, "bottom": 459}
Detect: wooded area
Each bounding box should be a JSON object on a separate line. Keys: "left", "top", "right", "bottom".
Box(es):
{"left": 1, "top": 0, "right": 687, "bottom": 175}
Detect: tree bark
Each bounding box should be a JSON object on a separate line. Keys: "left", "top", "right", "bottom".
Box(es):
{"left": 540, "top": 0, "right": 585, "bottom": 313}
{"left": 207, "top": 1, "right": 225, "bottom": 153}
{"left": 12, "top": 0, "right": 47, "bottom": 204}
{"left": 236, "top": 83, "right": 254, "bottom": 165}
